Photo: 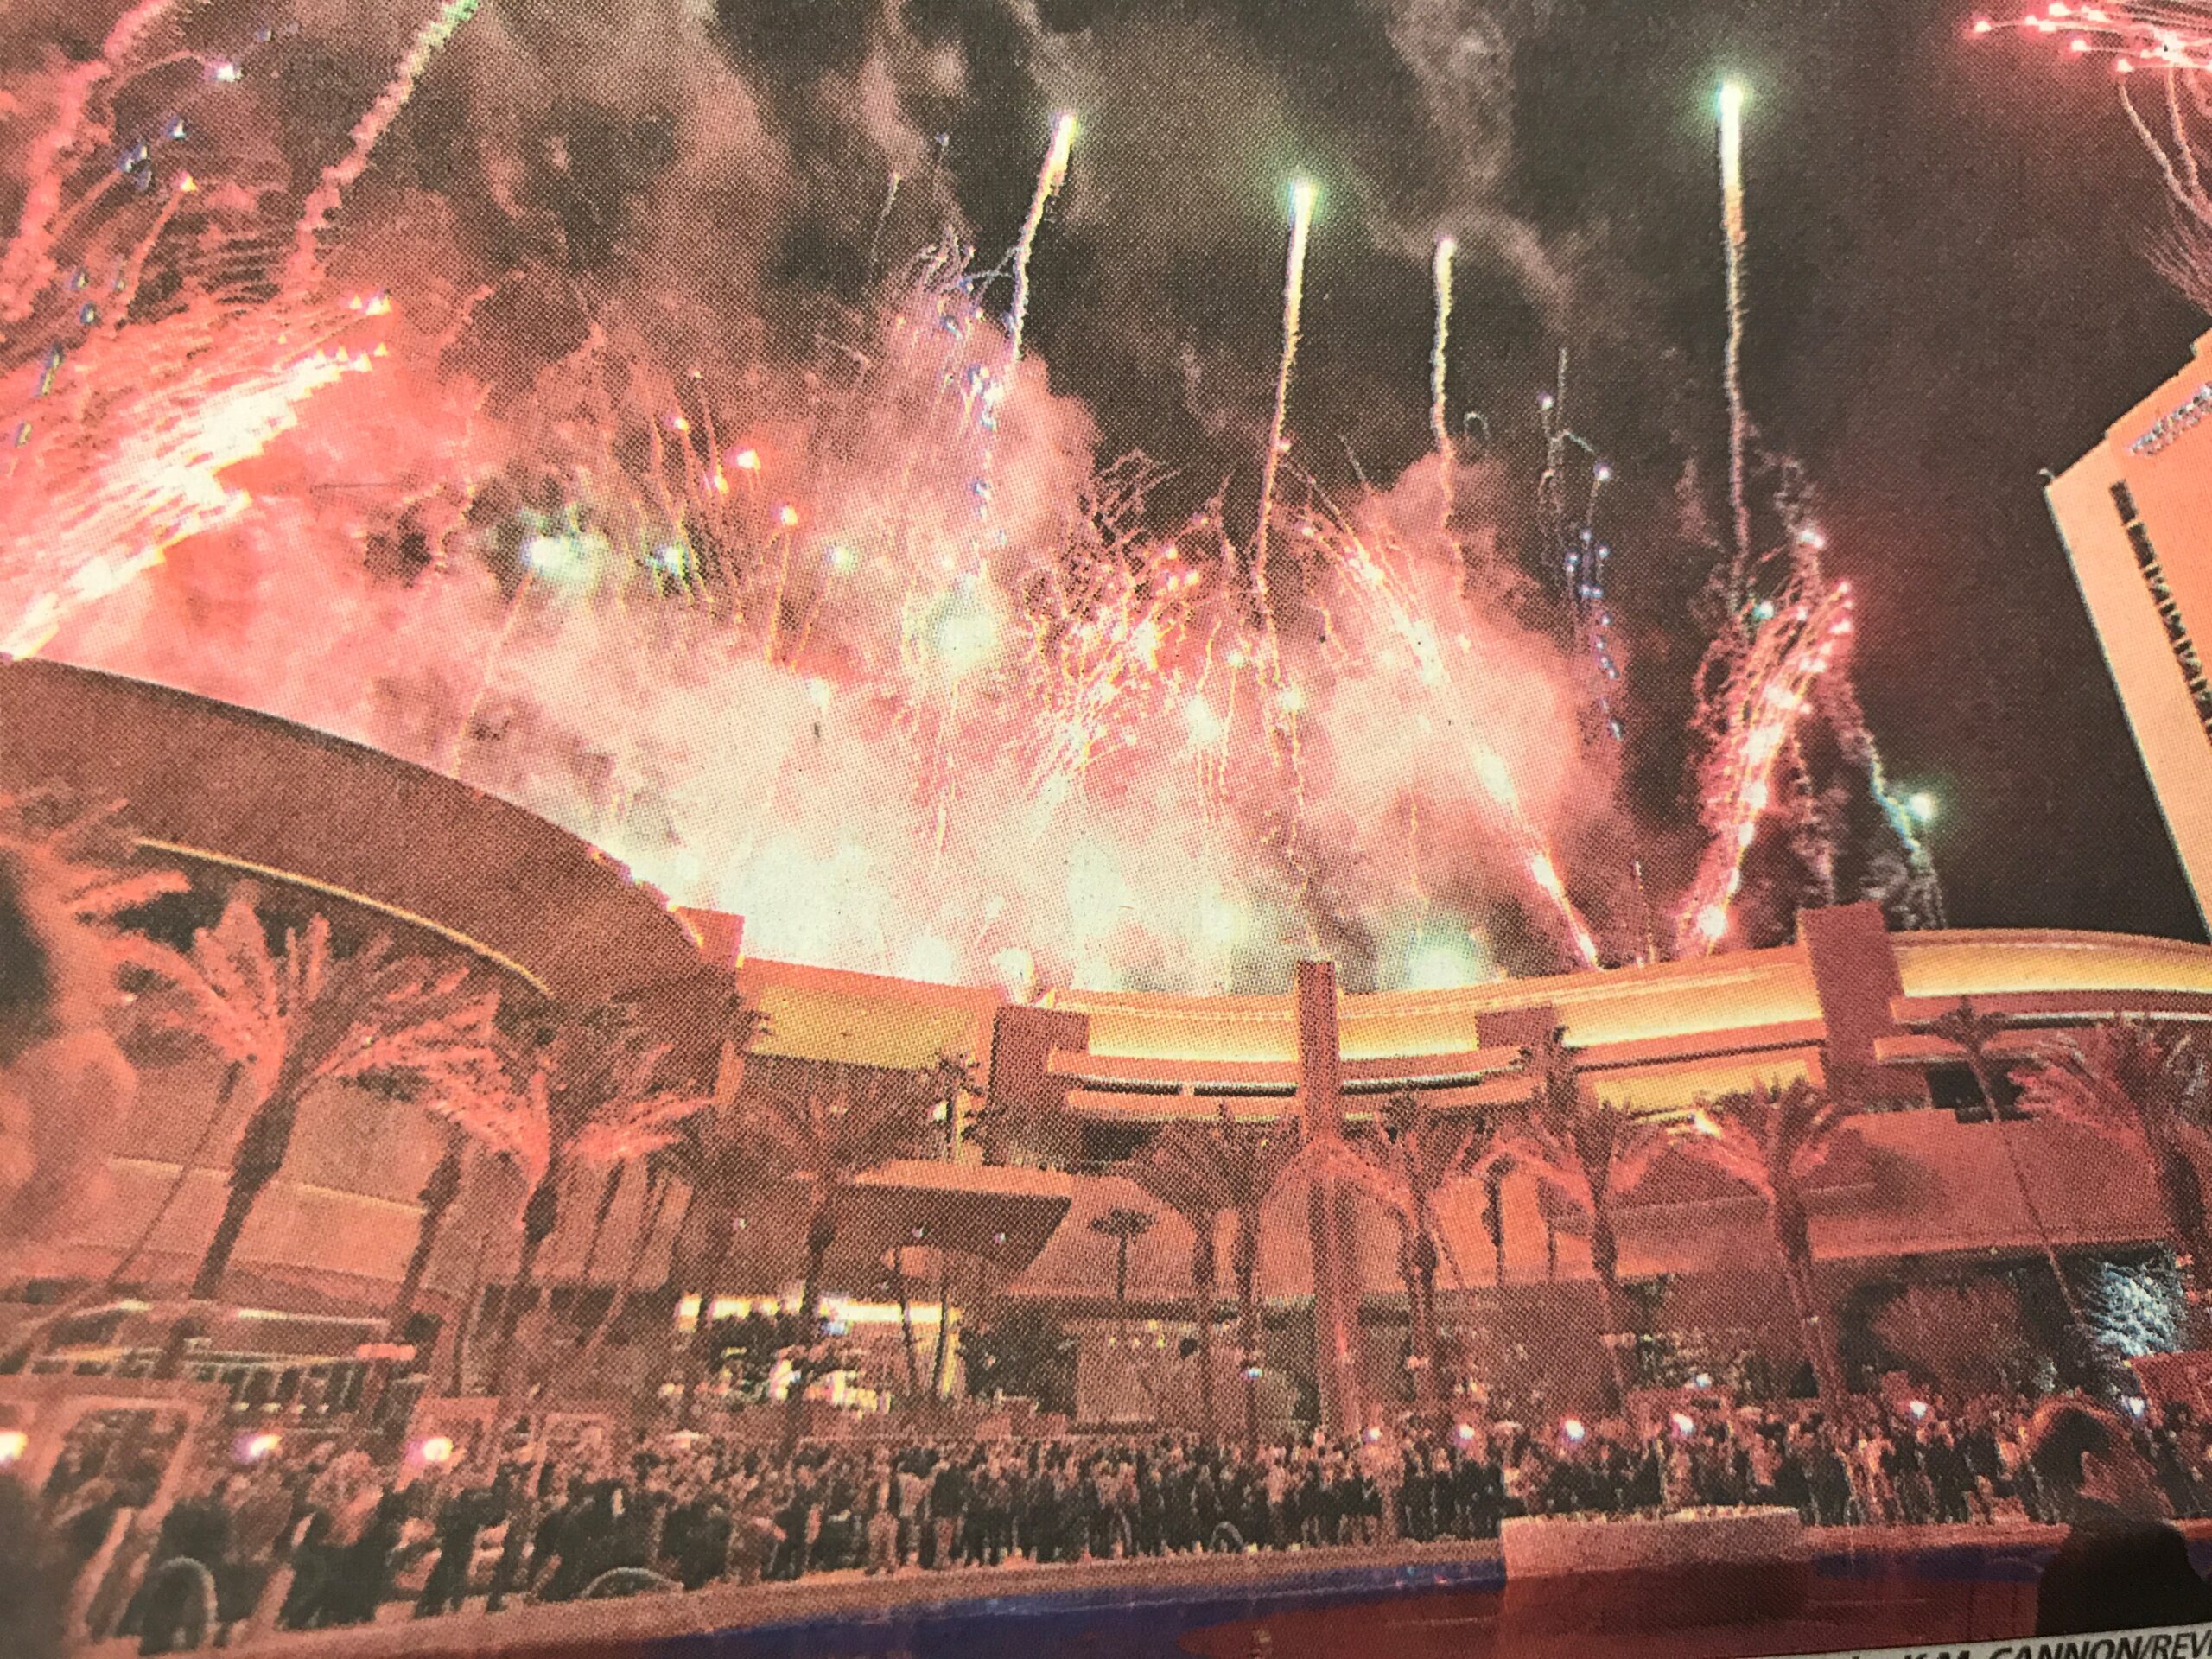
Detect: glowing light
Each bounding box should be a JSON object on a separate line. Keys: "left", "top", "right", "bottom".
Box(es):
{"left": 777, "top": 504, "right": 799, "bottom": 529}
{"left": 416, "top": 1434, "right": 457, "bottom": 1465}
{"left": 287, "top": 0, "right": 483, "bottom": 290}
{"left": 902, "top": 935, "right": 957, "bottom": 982}
{"left": 1907, "top": 1400, "right": 1929, "bottom": 1421}
{"left": 1184, "top": 695, "right": 1226, "bottom": 746}
{"left": 1718, "top": 78, "right": 1753, "bottom": 603}
{"left": 1907, "top": 790, "right": 1939, "bottom": 824}
{"left": 1560, "top": 1417, "right": 1587, "bottom": 1443}
{"left": 991, "top": 946, "right": 1037, "bottom": 999}
{"left": 1671, "top": 1411, "right": 1698, "bottom": 1439}
{"left": 238, "top": 1431, "right": 283, "bottom": 1464}
{"left": 1006, "top": 112, "right": 1077, "bottom": 376}
{"left": 1402, "top": 931, "right": 1489, "bottom": 991}
{"left": 826, "top": 542, "right": 859, "bottom": 575}
{"left": 734, "top": 448, "right": 760, "bottom": 471}
{"left": 0, "top": 1431, "right": 27, "bottom": 1465}
{"left": 1431, "top": 236, "right": 1457, "bottom": 528}
{"left": 1252, "top": 178, "right": 1318, "bottom": 636}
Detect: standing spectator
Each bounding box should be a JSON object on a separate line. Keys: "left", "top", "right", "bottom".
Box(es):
{"left": 930, "top": 1453, "right": 966, "bottom": 1570}
{"left": 131, "top": 1477, "right": 234, "bottom": 1655}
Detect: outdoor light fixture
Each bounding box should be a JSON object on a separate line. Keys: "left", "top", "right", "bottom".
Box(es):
{"left": 0, "top": 1430, "right": 25, "bottom": 1465}
{"left": 416, "top": 1435, "right": 457, "bottom": 1466}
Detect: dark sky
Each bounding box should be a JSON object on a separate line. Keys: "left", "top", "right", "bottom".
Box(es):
{"left": 916, "top": 0, "right": 2210, "bottom": 944}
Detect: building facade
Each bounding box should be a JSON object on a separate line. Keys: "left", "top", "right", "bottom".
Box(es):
{"left": 2046, "top": 328, "right": 2212, "bottom": 928}
{"left": 10, "top": 662, "right": 2212, "bottom": 1421}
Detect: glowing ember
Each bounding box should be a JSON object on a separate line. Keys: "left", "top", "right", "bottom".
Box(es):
{"left": 0, "top": 1, "right": 1931, "bottom": 994}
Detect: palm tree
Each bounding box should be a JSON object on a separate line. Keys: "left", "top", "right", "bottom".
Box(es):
{"left": 1684, "top": 1077, "right": 1851, "bottom": 1408}
{"left": 492, "top": 1002, "right": 714, "bottom": 1401}
{"left": 883, "top": 1237, "right": 930, "bottom": 1401}
{"left": 1090, "top": 1205, "right": 1159, "bottom": 1351}
{"left": 1324, "top": 1093, "right": 1493, "bottom": 1411}
{"left": 1929, "top": 997, "right": 2087, "bottom": 1328}
{"left": 2015, "top": 1019, "right": 2212, "bottom": 1338}
{"left": 386, "top": 1067, "right": 547, "bottom": 1343}
{"left": 118, "top": 884, "right": 508, "bottom": 1302}
{"left": 1497, "top": 1029, "right": 1666, "bottom": 1404}
{"left": 637, "top": 994, "right": 766, "bottom": 1410}
{"left": 1926, "top": 997, "right": 2020, "bottom": 1121}
{"left": 738, "top": 1063, "right": 937, "bottom": 1446}
{"left": 1130, "top": 1107, "right": 1302, "bottom": 1453}
{"left": 1128, "top": 1129, "right": 1227, "bottom": 1445}
{"left": 0, "top": 787, "right": 185, "bottom": 1255}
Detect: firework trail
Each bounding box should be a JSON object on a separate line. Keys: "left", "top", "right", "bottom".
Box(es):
{"left": 1005, "top": 112, "right": 1077, "bottom": 379}
{"left": 0, "top": 0, "right": 176, "bottom": 323}
{"left": 1294, "top": 487, "right": 1605, "bottom": 969}
{"left": 1679, "top": 577, "right": 1857, "bottom": 951}
{"left": 1534, "top": 359, "right": 1652, "bottom": 960}
{"left": 8, "top": 5, "right": 1625, "bottom": 998}
{"left": 1718, "top": 82, "right": 1753, "bottom": 611}
{"left": 1974, "top": 3, "right": 2212, "bottom": 70}
{"left": 0, "top": 298, "right": 384, "bottom": 658}
{"left": 285, "top": 0, "right": 483, "bottom": 292}
{"left": 1250, "top": 180, "right": 1317, "bottom": 664}
{"left": 1430, "top": 237, "right": 1457, "bottom": 533}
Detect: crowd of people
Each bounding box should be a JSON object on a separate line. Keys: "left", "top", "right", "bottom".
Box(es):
{"left": 29, "top": 1387, "right": 2212, "bottom": 1648}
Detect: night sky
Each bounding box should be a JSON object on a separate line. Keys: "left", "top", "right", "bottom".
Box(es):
{"left": 893, "top": 0, "right": 2210, "bottom": 944}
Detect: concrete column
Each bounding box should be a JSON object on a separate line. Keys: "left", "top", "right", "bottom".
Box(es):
{"left": 1800, "top": 901, "right": 1928, "bottom": 1110}
{"left": 1296, "top": 960, "right": 1364, "bottom": 1433}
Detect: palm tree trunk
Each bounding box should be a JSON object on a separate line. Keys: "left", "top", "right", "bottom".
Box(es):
{"left": 493, "top": 1167, "right": 561, "bottom": 1406}
{"left": 354, "top": 1137, "right": 463, "bottom": 1440}
{"left": 1993, "top": 1114, "right": 2088, "bottom": 1327}
{"left": 191, "top": 1093, "right": 300, "bottom": 1300}
{"left": 782, "top": 1194, "right": 836, "bottom": 1453}
{"left": 2, "top": 1064, "right": 245, "bottom": 1370}
{"left": 117, "top": 1063, "right": 242, "bottom": 1293}
{"left": 390, "top": 1134, "right": 465, "bottom": 1340}
{"left": 2148, "top": 1122, "right": 2212, "bottom": 1341}
{"left": 448, "top": 1218, "right": 494, "bottom": 1395}
{"left": 890, "top": 1246, "right": 923, "bottom": 1402}
{"left": 1235, "top": 1220, "right": 1262, "bottom": 1456}
{"left": 1409, "top": 1230, "right": 1442, "bottom": 1408}
{"left": 576, "top": 1173, "right": 673, "bottom": 1376}
{"left": 1114, "top": 1237, "right": 1132, "bottom": 1345}
{"left": 1483, "top": 1161, "right": 1508, "bottom": 1287}
{"left": 931, "top": 1263, "right": 957, "bottom": 1400}
{"left": 1775, "top": 1236, "right": 1844, "bottom": 1406}
{"left": 1588, "top": 1200, "right": 1634, "bottom": 1406}
{"left": 1192, "top": 1244, "right": 1218, "bottom": 1446}
{"left": 575, "top": 1166, "right": 623, "bottom": 1299}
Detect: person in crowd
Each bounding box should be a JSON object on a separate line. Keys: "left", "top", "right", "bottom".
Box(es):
{"left": 128, "top": 1474, "right": 233, "bottom": 1655}
{"left": 43, "top": 1378, "right": 2212, "bottom": 1634}
{"left": 416, "top": 1466, "right": 505, "bottom": 1618}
